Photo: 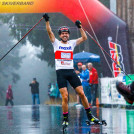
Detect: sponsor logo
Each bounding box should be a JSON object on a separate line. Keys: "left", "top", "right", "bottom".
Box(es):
{"left": 59, "top": 46, "right": 72, "bottom": 50}
{"left": 108, "top": 37, "right": 125, "bottom": 77}
{"left": 61, "top": 61, "right": 71, "bottom": 65}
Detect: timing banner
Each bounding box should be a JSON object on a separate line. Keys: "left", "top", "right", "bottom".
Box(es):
{"left": 0, "top": 0, "right": 131, "bottom": 76}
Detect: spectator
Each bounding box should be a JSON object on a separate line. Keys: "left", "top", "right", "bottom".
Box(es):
{"left": 49, "top": 83, "right": 57, "bottom": 100}
{"left": 87, "top": 63, "right": 99, "bottom": 106}
{"left": 29, "top": 78, "right": 40, "bottom": 105}
{"left": 5, "top": 85, "right": 14, "bottom": 106}
{"left": 48, "top": 83, "right": 51, "bottom": 98}
{"left": 76, "top": 65, "right": 91, "bottom": 105}
{"left": 75, "top": 62, "right": 83, "bottom": 105}
{"left": 77, "top": 62, "right": 83, "bottom": 73}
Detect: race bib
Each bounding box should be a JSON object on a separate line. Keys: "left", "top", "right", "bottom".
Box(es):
{"left": 61, "top": 52, "right": 71, "bottom": 59}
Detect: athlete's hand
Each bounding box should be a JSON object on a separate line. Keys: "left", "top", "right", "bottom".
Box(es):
{"left": 75, "top": 20, "right": 81, "bottom": 28}
{"left": 43, "top": 13, "right": 49, "bottom": 22}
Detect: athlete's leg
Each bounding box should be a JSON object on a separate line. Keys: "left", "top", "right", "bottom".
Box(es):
{"left": 56, "top": 70, "right": 69, "bottom": 126}
{"left": 67, "top": 71, "right": 89, "bottom": 107}
{"left": 75, "top": 86, "right": 89, "bottom": 108}
{"left": 67, "top": 70, "right": 99, "bottom": 122}
{"left": 59, "top": 87, "right": 69, "bottom": 126}
{"left": 59, "top": 87, "right": 68, "bottom": 112}
{"left": 75, "top": 85, "right": 99, "bottom": 122}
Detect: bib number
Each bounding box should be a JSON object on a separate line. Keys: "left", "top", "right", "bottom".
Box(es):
{"left": 61, "top": 52, "right": 71, "bottom": 59}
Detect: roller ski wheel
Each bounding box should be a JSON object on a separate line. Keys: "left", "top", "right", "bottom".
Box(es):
{"left": 86, "top": 120, "right": 107, "bottom": 126}
{"left": 62, "top": 121, "right": 68, "bottom": 133}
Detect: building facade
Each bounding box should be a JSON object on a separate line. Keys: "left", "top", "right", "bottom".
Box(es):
{"left": 116, "top": 0, "right": 134, "bottom": 73}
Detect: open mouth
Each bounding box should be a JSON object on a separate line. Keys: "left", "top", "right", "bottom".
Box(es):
{"left": 63, "top": 37, "right": 67, "bottom": 39}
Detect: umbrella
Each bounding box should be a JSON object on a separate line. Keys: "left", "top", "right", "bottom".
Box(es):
{"left": 73, "top": 51, "right": 100, "bottom": 63}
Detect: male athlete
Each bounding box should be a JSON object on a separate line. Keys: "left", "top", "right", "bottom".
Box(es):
{"left": 43, "top": 13, "right": 99, "bottom": 126}
{"left": 116, "top": 81, "right": 134, "bottom": 104}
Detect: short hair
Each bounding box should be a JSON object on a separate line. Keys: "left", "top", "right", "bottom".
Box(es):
{"left": 88, "top": 63, "right": 93, "bottom": 66}
{"left": 82, "top": 65, "right": 86, "bottom": 68}
{"left": 33, "top": 78, "right": 36, "bottom": 81}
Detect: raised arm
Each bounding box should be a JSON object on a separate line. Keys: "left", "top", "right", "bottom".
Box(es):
{"left": 43, "top": 14, "right": 55, "bottom": 43}
{"left": 75, "top": 20, "right": 87, "bottom": 45}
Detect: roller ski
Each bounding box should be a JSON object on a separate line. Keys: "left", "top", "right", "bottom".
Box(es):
{"left": 86, "top": 111, "right": 107, "bottom": 126}
{"left": 86, "top": 120, "right": 107, "bottom": 126}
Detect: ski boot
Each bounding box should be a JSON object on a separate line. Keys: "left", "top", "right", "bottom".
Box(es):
{"left": 87, "top": 111, "right": 99, "bottom": 123}
{"left": 116, "top": 81, "right": 134, "bottom": 104}
{"left": 86, "top": 111, "right": 107, "bottom": 126}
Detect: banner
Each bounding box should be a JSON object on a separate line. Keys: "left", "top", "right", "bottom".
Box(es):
{"left": 108, "top": 37, "right": 125, "bottom": 77}
{"left": 100, "top": 76, "right": 126, "bottom": 105}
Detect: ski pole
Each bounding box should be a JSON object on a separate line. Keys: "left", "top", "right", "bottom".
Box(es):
{"left": 0, "top": 17, "right": 44, "bottom": 61}
{"left": 84, "top": 29, "right": 132, "bottom": 80}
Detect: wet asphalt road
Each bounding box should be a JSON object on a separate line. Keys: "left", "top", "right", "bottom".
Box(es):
{"left": 0, "top": 105, "right": 134, "bottom": 134}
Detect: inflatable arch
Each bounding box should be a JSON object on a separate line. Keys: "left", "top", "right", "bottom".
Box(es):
{"left": 0, "top": 0, "right": 131, "bottom": 76}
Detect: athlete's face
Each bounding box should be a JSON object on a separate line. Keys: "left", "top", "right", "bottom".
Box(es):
{"left": 59, "top": 32, "right": 70, "bottom": 43}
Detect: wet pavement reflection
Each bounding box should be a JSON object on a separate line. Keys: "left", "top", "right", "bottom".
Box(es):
{"left": 0, "top": 105, "right": 134, "bottom": 134}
